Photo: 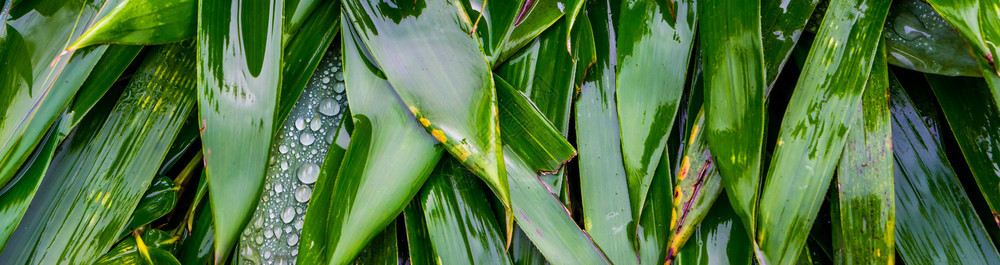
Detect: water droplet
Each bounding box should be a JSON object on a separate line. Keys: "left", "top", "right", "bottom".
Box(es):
{"left": 255, "top": 235, "right": 263, "bottom": 244}
{"left": 297, "top": 163, "right": 320, "bottom": 184}
{"left": 295, "top": 186, "right": 312, "bottom": 202}
{"left": 333, "top": 83, "right": 345, "bottom": 93}
{"left": 318, "top": 98, "right": 341, "bottom": 116}
{"left": 322, "top": 76, "right": 331, "bottom": 84}
{"left": 310, "top": 117, "right": 322, "bottom": 131}
{"left": 281, "top": 161, "right": 289, "bottom": 170}
{"left": 295, "top": 118, "right": 305, "bottom": 130}
{"left": 264, "top": 228, "right": 273, "bottom": 238}
{"left": 335, "top": 71, "right": 344, "bottom": 81}
{"left": 253, "top": 215, "right": 264, "bottom": 229}
{"left": 294, "top": 219, "right": 304, "bottom": 230}
{"left": 274, "top": 184, "right": 284, "bottom": 193}
{"left": 279, "top": 145, "right": 289, "bottom": 154}
{"left": 282, "top": 206, "right": 296, "bottom": 223}
{"left": 263, "top": 250, "right": 272, "bottom": 259}
{"left": 300, "top": 131, "right": 315, "bottom": 146}
{"left": 287, "top": 234, "right": 299, "bottom": 246}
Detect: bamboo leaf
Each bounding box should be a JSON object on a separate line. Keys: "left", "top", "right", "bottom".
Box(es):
{"left": 834, "top": 45, "right": 894, "bottom": 265}
{"left": 505, "top": 145, "right": 610, "bottom": 264}
{"left": 927, "top": 74, "right": 1000, "bottom": 229}
{"left": 616, "top": 0, "right": 697, "bottom": 219}
{"left": 276, "top": 0, "right": 341, "bottom": 127}
{"left": 296, "top": 21, "right": 445, "bottom": 264}
{"left": 495, "top": 75, "right": 576, "bottom": 173}
{"left": 0, "top": 43, "right": 197, "bottom": 265}
{"left": 419, "top": 158, "right": 511, "bottom": 264}
{"left": 666, "top": 109, "right": 724, "bottom": 263}
{"left": 574, "top": 1, "right": 636, "bottom": 263}
{"left": 0, "top": 0, "right": 117, "bottom": 190}
{"left": 884, "top": 0, "right": 980, "bottom": 77}
{"left": 890, "top": 76, "right": 1000, "bottom": 264}
{"left": 342, "top": 0, "right": 509, "bottom": 209}
{"left": 237, "top": 15, "right": 348, "bottom": 263}
{"left": 756, "top": 0, "right": 891, "bottom": 263}
{"left": 69, "top": 0, "right": 196, "bottom": 49}
{"left": 700, "top": 0, "right": 767, "bottom": 238}
{"left": 196, "top": 0, "right": 283, "bottom": 260}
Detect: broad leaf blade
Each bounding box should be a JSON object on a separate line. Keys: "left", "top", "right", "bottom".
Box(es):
{"left": 0, "top": 117, "right": 63, "bottom": 250}
{"left": 890, "top": 76, "right": 1000, "bottom": 264}
{"left": 495, "top": 75, "right": 576, "bottom": 173}
{"left": 835, "top": 47, "right": 894, "bottom": 265}
{"left": 756, "top": 0, "right": 891, "bottom": 263}
{"left": 666, "top": 109, "right": 724, "bottom": 262}
{"left": 761, "top": 0, "right": 821, "bottom": 87}
{"left": 67, "top": 45, "right": 143, "bottom": 128}
{"left": 420, "top": 158, "right": 511, "bottom": 264}
{"left": 196, "top": 0, "right": 283, "bottom": 260}
{"left": 700, "top": 0, "right": 767, "bottom": 237}
{"left": 0, "top": 43, "right": 197, "bottom": 265}
{"left": 298, "top": 21, "right": 445, "bottom": 264}
{"left": 69, "top": 0, "right": 196, "bottom": 49}
{"left": 672, "top": 194, "right": 753, "bottom": 265}
{"left": 342, "top": 0, "right": 509, "bottom": 208}
{"left": 295, "top": 120, "right": 348, "bottom": 265}
{"left": 616, "top": 0, "right": 697, "bottom": 219}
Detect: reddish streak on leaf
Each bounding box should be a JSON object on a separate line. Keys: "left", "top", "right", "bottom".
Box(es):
{"left": 665, "top": 156, "right": 713, "bottom": 264}
{"left": 514, "top": 0, "right": 534, "bottom": 25}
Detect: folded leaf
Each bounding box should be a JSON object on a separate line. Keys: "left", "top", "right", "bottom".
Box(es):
{"left": 495, "top": 75, "right": 576, "bottom": 173}
{"left": 120, "top": 175, "right": 180, "bottom": 239}
{"left": 70, "top": 0, "right": 196, "bottom": 49}
{"left": 756, "top": 0, "right": 891, "bottom": 263}
{"left": 196, "top": 0, "right": 283, "bottom": 260}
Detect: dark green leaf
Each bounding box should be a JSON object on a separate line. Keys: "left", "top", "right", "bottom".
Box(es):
{"left": 761, "top": 0, "right": 821, "bottom": 87}
{"left": 67, "top": 45, "right": 143, "bottom": 128}
{"left": 756, "top": 0, "right": 891, "bottom": 263}
{"left": 295, "top": 117, "right": 350, "bottom": 265}
{"left": 275, "top": 0, "right": 340, "bottom": 128}
{"left": 196, "top": 0, "right": 283, "bottom": 260}
{"left": 176, "top": 186, "right": 215, "bottom": 265}
{"left": 672, "top": 194, "right": 753, "bottom": 265}
{"left": 666, "top": 109, "right": 724, "bottom": 262}
{"left": 120, "top": 175, "right": 180, "bottom": 238}
{"left": 495, "top": 74, "right": 576, "bottom": 173}
{"left": 403, "top": 199, "right": 438, "bottom": 265}
{"left": 616, "top": 0, "right": 697, "bottom": 219}
{"left": 95, "top": 229, "right": 179, "bottom": 265}
{"left": 69, "top": 0, "right": 195, "bottom": 49}
{"left": 0, "top": 117, "right": 63, "bottom": 250}
{"left": 883, "top": 0, "right": 980, "bottom": 77}
{"left": 351, "top": 220, "right": 398, "bottom": 265}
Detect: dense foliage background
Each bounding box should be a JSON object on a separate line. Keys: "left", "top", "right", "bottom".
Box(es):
{"left": 1, "top": 0, "right": 999, "bottom": 264}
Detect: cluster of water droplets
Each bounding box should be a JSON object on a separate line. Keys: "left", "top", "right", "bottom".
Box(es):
{"left": 883, "top": 0, "right": 979, "bottom": 76}
{"left": 238, "top": 45, "right": 347, "bottom": 265}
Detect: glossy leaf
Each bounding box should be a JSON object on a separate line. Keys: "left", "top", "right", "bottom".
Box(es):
{"left": 0, "top": 0, "right": 115, "bottom": 190}
{"left": 120, "top": 175, "right": 180, "bottom": 238}
{"left": 756, "top": 0, "right": 891, "bottom": 263}
{"left": 67, "top": 45, "right": 143, "bottom": 128}
{"left": 0, "top": 117, "right": 63, "bottom": 250}
{"left": 672, "top": 194, "right": 753, "bottom": 265}
{"left": 403, "top": 199, "right": 438, "bottom": 265}
{"left": 890, "top": 77, "right": 1000, "bottom": 264}
{"left": 276, "top": 0, "right": 340, "bottom": 127}
{"left": 761, "top": 0, "right": 821, "bottom": 87}
{"left": 637, "top": 152, "right": 673, "bottom": 265}
{"left": 616, "top": 0, "right": 697, "bottom": 219}
{"left": 69, "top": 0, "right": 196, "bottom": 49}
{"left": 922, "top": 0, "right": 1000, "bottom": 117}
{"left": 342, "top": 0, "right": 509, "bottom": 208}
{"left": 295, "top": 111, "right": 350, "bottom": 265}
{"left": 835, "top": 47, "right": 894, "bottom": 265}
{"left": 700, "top": 0, "right": 767, "bottom": 237}
{"left": 495, "top": 75, "right": 576, "bottom": 173}
{"left": 505, "top": 145, "right": 609, "bottom": 264}
{"left": 95, "top": 229, "right": 179, "bottom": 265}
{"left": 351, "top": 221, "right": 398, "bottom": 265}
{"left": 196, "top": 0, "right": 283, "bottom": 260}
{"left": 238, "top": 33, "right": 347, "bottom": 264}
{"left": 666, "top": 109, "right": 724, "bottom": 262}
{"left": 0, "top": 43, "right": 197, "bottom": 265}
{"left": 420, "top": 158, "right": 511, "bottom": 264}
{"left": 500, "top": 0, "right": 576, "bottom": 63}
{"left": 296, "top": 22, "right": 444, "bottom": 264}
{"left": 470, "top": 0, "right": 524, "bottom": 64}
{"left": 283, "top": 0, "right": 322, "bottom": 41}
{"left": 575, "top": 2, "right": 635, "bottom": 262}
{"left": 176, "top": 182, "right": 214, "bottom": 265}
{"left": 927, "top": 74, "right": 1000, "bottom": 229}
{"left": 883, "top": 0, "right": 980, "bottom": 77}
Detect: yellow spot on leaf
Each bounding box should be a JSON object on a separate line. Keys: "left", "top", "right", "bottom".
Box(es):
{"left": 419, "top": 118, "right": 430, "bottom": 127}
{"left": 688, "top": 124, "right": 700, "bottom": 144}
{"left": 408, "top": 106, "right": 419, "bottom": 115}
{"left": 731, "top": 155, "right": 736, "bottom": 163}
{"left": 670, "top": 208, "right": 678, "bottom": 228}
{"left": 678, "top": 156, "right": 690, "bottom": 180}
{"left": 674, "top": 189, "right": 682, "bottom": 202}
{"left": 432, "top": 129, "right": 447, "bottom": 143}
{"left": 454, "top": 145, "right": 472, "bottom": 162}
{"left": 777, "top": 138, "right": 783, "bottom": 146}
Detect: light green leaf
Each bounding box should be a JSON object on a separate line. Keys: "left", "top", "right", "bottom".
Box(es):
{"left": 69, "top": 0, "right": 196, "bottom": 49}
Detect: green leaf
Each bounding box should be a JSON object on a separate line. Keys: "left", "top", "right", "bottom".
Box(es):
{"left": 0, "top": 116, "right": 63, "bottom": 250}
{"left": 761, "top": 0, "right": 821, "bottom": 87}
{"left": 927, "top": 74, "right": 1000, "bottom": 230}
{"left": 296, "top": 21, "right": 445, "bottom": 264}
{"left": 505, "top": 146, "right": 609, "bottom": 264}
{"left": 923, "top": 0, "right": 1000, "bottom": 118}
{"left": 238, "top": 20, "right": 348, "bottom": 263}
{"left": 403, "top": 200, "right": 438, "bottom": 265}
{"left": 95, "top": 229, "right": 179, "bottom": 265}
{"left": 890, "top": 76, "right": 1000, "bottom": 264}
{"left": 283, "top": 0, "right": 322, "bottom": 40}
{"left": 69, "top": 0, "right": 196, "bottom": 49}
{"left": 342, "top": 0, "right": 509, "bottom": 209}
{"left": 67, "top": 45, "right": 143, "bottom": 128}
{"left": 0, "top": 42, "right": 197, "bottom": 265}
{"left": 469, "top": 0, "right": 524, "bottom": 64}
{"left": 666, "top": 109, "right": 724, "bottom": 262}
{"left": 0, "top": 0, "right": 116, "bottom": 190}
{"left": 275, "top": 0, "right": 341, "bottom": 128}
{"left": 575, "top": 2, "right": 635, "bottom": 263}
{"left": 419, "top": 158, "right": 512, "bottom": 264}
{"left": 510, "top": 227, "right": 547, "bottom": 265}
{"left": 637, "top": 152, "right": 673, "bottom": 265}
{"left": 351, "top": 221, "right": 399, "bottom": 265}
{"left": 616, "top": 0, "right": 697, "bottom": 219}
{"left": 495, "top": 74, "right": 576, "bottom": 173}
{"left": 120, "top": 175, "right": 180, "bottom": 238}
{"left": 834, "top": 46, "right": 894, "bottom": 265}
{"left": 499, "top": 0, "right": 575, "bottom": 63}
{"left": 196, "top": 0, "right": 283, "bottom": 261}
{"left": 756, "top": 0, "right": 891, "bottom": 263}
{"left": 672, "top": 194, "right": 753, "bottom": 265}
{"left": 884, "top": 0, "right": 980, "bottom": 77}
{"left": 176, "top": 184, "right": 215, "bottom": 265}
{"left": 295, "top": 116, "right": 350, "bottom": 265}
{"left": 700, "top": 0, "right": 767, "bottom": 237}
